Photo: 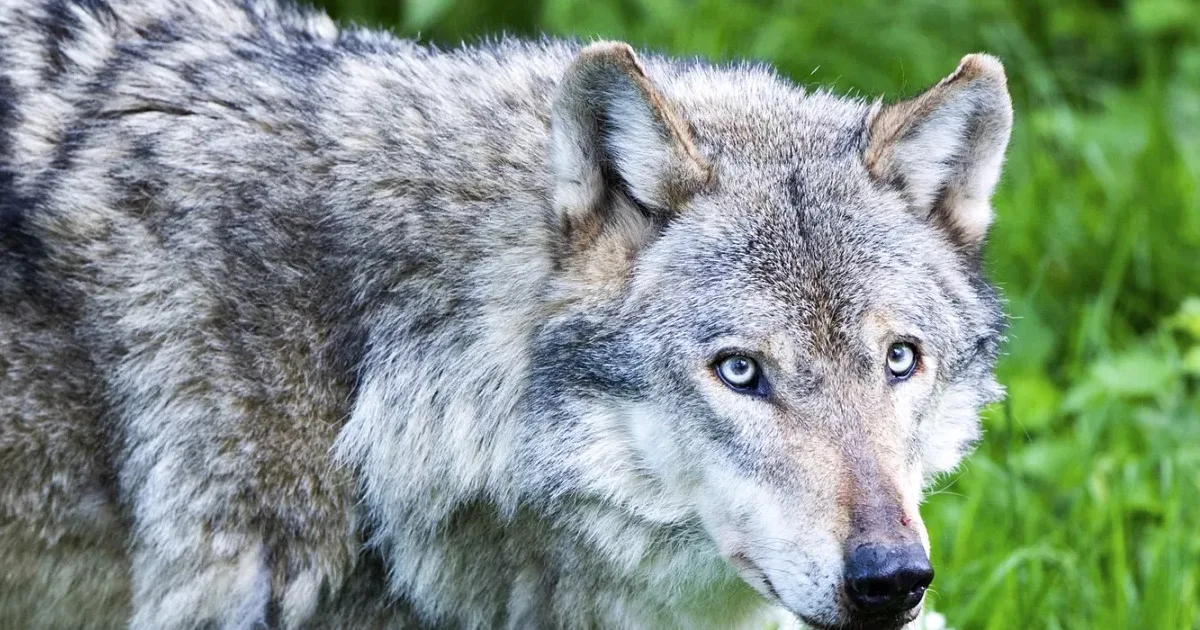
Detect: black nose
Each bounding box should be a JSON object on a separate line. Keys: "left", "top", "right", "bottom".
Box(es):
{"left": 844, "top": 544, "right": 934, "bottom": 615}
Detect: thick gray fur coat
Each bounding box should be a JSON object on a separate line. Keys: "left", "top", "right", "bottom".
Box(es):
{"left": 0, "top": 1, "right": 1012, "bottom": 628}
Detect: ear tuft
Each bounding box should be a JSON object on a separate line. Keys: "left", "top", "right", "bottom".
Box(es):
{"left": 865, "top": 53, "right": 1013, "bottom": 249}
{"left": 951, "top": 53, "right": 1007, "bottom": 85}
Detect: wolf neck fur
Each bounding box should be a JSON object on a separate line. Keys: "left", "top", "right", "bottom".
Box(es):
{"left": 323, "top": 49, "right": 757, "bottom": 624}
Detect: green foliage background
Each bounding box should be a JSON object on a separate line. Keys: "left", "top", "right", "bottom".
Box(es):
{"left": 313, "top": 0, "right": 1200, "bottom": 627}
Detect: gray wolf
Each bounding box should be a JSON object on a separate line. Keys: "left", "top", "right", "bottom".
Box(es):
{"left": 0, "top": 0, "right": 1012, "bottom": 627}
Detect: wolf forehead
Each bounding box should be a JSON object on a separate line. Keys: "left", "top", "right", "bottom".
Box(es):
{"left": 636, "top": 63, "right": 948, "bottom": 279}
{"left": 629, "top": 86, "right": 967, "bottom": 298}
{"left": 649, "top": 61, "right": 873, "bottom": 163}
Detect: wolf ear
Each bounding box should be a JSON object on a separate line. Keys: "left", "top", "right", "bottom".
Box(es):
{"left": 865, "top": 54, "right": 1013, "bottom": 249}
{"left": 551, "top": 42, "right": 712, "bottom": 231}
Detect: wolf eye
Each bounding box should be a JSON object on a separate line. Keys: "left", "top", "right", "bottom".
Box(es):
{"left": 715, "top": 355, "right": 761, "bottom": 392}
{"left": 886, "top": 342, "right": 918, "bottom": 380}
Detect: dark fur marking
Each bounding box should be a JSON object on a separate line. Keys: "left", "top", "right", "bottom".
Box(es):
{"left": 74, "top": 0, "right": 115, "bottom": 12}
{"left": 840, "top": 114, "right": 870, "bottom": 156}
{"left": 0, "top": 70, "right": 45, "bottom": 300}
{"left": 38, "top": 0, "right": 82, "bottom": 82}
{"left": 785, "top": 169, "right": 814, "bottom": 213}
{"left": 133, "top": 18, "right": 183, "bottom": 43}
{"left": 0, "top": 73, "right": 18, "bottom": 207}
{"left": 290, "top": 44, "right": 338, "bottom": 74}
{"left": 530, "top": 317, "right": 645, "bottom": 401}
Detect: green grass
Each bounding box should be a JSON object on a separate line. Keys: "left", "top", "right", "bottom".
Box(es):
{"left": 313, "top": 0, "right": 1200, "bottom": 627}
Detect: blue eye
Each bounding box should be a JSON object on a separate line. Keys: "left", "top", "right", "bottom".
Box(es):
{"left": 887, "top": 343, "right": 918, "bottom": 380}
{"left": 716, "top": 355, "right": 762, "bottom": 393}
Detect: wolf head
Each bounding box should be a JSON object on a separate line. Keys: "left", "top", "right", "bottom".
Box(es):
{"left": 530, "top": 43, "right": 1010, "bottom": 628}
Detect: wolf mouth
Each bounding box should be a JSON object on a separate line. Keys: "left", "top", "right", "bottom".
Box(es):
{"left": 798, "top": 608, "right": 920, "bottom": 630}
{"left": 731, "top": 554, "right": 920, "bottom": 630}
{"left": 728, "top": 553, "right": 783, "bottom": 604}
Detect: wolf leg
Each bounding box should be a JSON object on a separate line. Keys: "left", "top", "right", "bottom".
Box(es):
{"left": 122, "top": 425, "right": 360, "bottom": 629}
{"left": 111, "top": 323, "right": 360, "bottom": 630}
{"left": 122, "top": 421, "right": 360, "bottom": 629}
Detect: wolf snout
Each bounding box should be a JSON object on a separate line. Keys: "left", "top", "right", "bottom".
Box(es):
{"left": 843, "top": 543, "right": 933, "bottom": 616}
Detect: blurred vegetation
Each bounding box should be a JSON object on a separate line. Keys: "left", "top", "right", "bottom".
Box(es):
{"left": 314, "top": 0, "right": 1200, "bottom": 627}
